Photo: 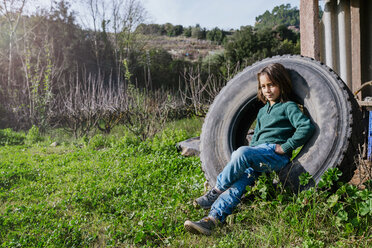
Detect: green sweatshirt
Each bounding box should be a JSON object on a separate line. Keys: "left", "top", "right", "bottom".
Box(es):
{"left": 250, "top": 101, "right": 315, "bottom": 156}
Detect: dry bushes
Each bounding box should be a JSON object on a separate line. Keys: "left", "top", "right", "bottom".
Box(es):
{"left": 179, "top": 66, "right": 226, "bottom": 117}
{"left": 49, "top": 70, "right": 184, "bottom": 139}
{"left": 350, "top": 146, "right": 372, "bottom": 189}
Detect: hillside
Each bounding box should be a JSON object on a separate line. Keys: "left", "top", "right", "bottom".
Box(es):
{"left": 144, "top": 35, "right": 224, "bottom": 61}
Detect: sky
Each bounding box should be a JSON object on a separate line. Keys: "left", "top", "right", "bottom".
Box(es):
{"left": 35, "top": 0, "right": 301, "bottom": 30}
{"left": 142, "top": 0, "right": 300, "bottom": 30}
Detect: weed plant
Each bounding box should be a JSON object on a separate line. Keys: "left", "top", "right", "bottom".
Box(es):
{"left": 0, "top": 129, "right": 25, "bottom": 146}
{"left": 0, "top": 124, "right": 371, "bottom": 247}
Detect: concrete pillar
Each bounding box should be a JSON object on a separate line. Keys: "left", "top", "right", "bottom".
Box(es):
{"left": 300, "top": 0, "right": 320, "bottom": 60}
{"left": 337, "top": 0, "right": 352, "bottom": 89}
{"left": 323, "top": 0, "right": 336, "bottom": 69}
{"left": 350, "top": 0, "right": 361, "bottom": 96}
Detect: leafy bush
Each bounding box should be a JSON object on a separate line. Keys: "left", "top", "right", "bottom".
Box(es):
{"left": 87, "top": 133, "right": 121, "bottom": 150}
{"left": 244, "top": 168, "right": 372, "bottom": 241}
{"left": 26, "top": 125, "right": 43, "bottom": 144}
{"left": 0, "top": 128, "right": 25, "bottom": 146}
{"left": 87, "top": 134, "right": 109, "bottom": 150}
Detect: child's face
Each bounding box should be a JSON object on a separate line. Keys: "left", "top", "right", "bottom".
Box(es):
{"left": 259, "top": 74, "right": 280, "bottom": 105}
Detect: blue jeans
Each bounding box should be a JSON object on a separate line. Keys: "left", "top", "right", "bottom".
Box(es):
{"left": 208, "top": 143, "right": 289, "bottom": 223}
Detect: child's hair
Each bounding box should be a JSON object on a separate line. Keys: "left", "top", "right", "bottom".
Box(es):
{"left": 257, "top": 63, "right": 292, "bottom": 104}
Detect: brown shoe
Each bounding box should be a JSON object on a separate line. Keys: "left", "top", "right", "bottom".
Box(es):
{"left": 193, "top": 188, "right": 221, "bottom": 209}
{"left": 184, "top": 216, "right": 217, "bottom": 235}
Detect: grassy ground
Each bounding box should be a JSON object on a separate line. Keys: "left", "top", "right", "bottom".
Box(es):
{"left": 0, "top": 119, "right": 371, "bottom": 247}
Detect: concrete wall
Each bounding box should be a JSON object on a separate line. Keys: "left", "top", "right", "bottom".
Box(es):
{"left": 320, "top": 0, "right": 352, "bottom": 89}
{"left": 319, "top": 0, "right": 372, "bottom": 97}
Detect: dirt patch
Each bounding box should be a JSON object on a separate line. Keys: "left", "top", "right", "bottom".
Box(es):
{"left": 349, "top": 160, "right": 372, "bottom": 189}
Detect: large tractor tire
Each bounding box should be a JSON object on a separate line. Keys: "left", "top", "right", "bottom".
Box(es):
{"left": 200, "top": 55, "right": 363, "bottom": 190}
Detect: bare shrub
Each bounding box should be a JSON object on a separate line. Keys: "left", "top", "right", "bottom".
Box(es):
{"left": 179, "top": 66, "right": 227, "bottom": 117}
{"left": 123, "top": 83, "right": 181, "bottom": 140}
{"left": 351, "top": 145, "right": 372, "bottom": 189}
{"left": 51, "top": 71, "right": 127, "bottom": 137}
{"left": 51, "top": 68, "right": 180, "bottom": 139}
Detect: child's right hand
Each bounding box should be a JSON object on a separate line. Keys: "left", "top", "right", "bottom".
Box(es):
{"left": 275, "top": 144, "right": 285, "bottom": 155}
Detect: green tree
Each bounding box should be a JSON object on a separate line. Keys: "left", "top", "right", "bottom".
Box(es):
{"left": 164, "top": 23, "right": 174, "bottom": 36}
{"left": 224, "top": 25, "right": 299, "bottom": 70}
{"left": 173, "top": 25, "right": 184, "bottom": 36}
{"left": 183, "top": 26, "right": 192, "bottom": 37}
{"left": 224, "top": 26, "right": 259, "bottom": 66}
{"left": 133, "top": 48, "right": 191, "bottom": 90}
{"left": 136, "top": 23, "right": 163, "bottom": 35}
{"left": 255, "top": 4, "right": 299, "bottom": 30}
{"left": 275, "top": 24, "right": 299, "bottom": 43}
{"left": 191, "top": 24, "right": 206, "bottom": 39}
{"left": 206, "top": 27, "right": 226, "bottom": 44}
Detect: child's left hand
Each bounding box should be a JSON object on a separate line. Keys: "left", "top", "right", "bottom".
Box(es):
{"left": 275, "top": 144, "right": 285, "bottom": 155}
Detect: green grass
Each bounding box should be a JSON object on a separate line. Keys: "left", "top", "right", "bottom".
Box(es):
{"left": 164, "top": 116, "right": 204, "bottom": 137}
{"left": 0, "top": 121, "right": 371, "bottom": 247}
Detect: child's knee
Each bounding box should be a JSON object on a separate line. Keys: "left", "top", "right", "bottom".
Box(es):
{"left": 231, "top": 146, "right": 252, "bottom": 160}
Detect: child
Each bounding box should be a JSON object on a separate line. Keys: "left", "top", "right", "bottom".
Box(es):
{"left": 184, "top": 63, "right": 315, "bottom": 235}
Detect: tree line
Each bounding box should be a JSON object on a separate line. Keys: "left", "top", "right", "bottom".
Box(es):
{"left": 136, "top": 23, "right": 230, "bottom": 45}
{"left": 0, "top": 0, "right": 301, "bottom": 138}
